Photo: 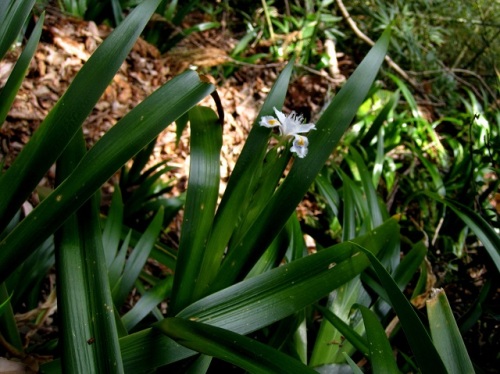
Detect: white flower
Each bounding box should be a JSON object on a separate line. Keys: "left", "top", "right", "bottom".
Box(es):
{"left": 290, "top": 135, "right": 309, "bottom": 158}
{"left": 260, "top": 107, "right": 316, "bottom": 158}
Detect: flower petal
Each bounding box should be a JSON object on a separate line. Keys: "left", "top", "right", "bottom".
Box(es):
{"left": 286, "top": 122, "right": 316, "bottom": 135}
{"left": 290, "top": 135, "right": 309, "bottom": 158}
{"left": 260, "top": 116, "right": 280, "bottom": 128}
{"left": 273, "top": 107, "right": 288, "bottom": 126}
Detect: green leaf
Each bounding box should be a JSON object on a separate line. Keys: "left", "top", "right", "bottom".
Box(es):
{"left": 0, "top": 287, "right": 13, "bottom": 317}
{"left": 108, "top": 230, "right": 132, "bottom": 289}
{"left": 77, "top": 196, "right": 125, "bottom": 373}
{"left": 360, "top": 90, "right": 399, "bottom": 148}
{"left": 315, "top": 171, "right": 340, "bottom": 217}
{"left": 427, "top": 288, "right": 474, "bottom": 374}
{"left": 0, "top": 12, "right": 44, "bottom": 126}
{"left": 55, "top": 133, "right": 97, "bottom": 373}
{"left": 354, "top": 244, "right": 447, "bottom": 373}
{"left": 169, "top": 106, "right": 222, "bottom": 314}
{"left": 55, "top": 132, "right": 123, "bottom": 373}
{"left": 114, "top": 209, "right": 163, "bottom": 307}
{"left": 413, "top": 147, "right": 446, "bottom": 197}
{"left": 122, "top": 277, "right": 172, "bottom": 332}
{"left": 155, "top": 317, "right": 317, "bottom": 373}
{"left": 0, "top": 0, "right": 35, "bottom": 61}
{"left": 0, "top": 283, "right": 22, "bottom": 352}
{"left": 359, "top": 305, "right": 399, "bottom": 374}
{"left": 102, "top": 187, "right": 124, "bottom": 268}
{"left": 195, "top": 59, "right": 295, "bottom": 297}
{"left": 315, "top": 304, "right": 369, "bottom": 357}
{"left": 349, "top": 147, "right": 385, "bottom": 228}
{"left": 0, "top": 70, "right": 213, "bottom": 284}
{"left": 210, "top": 27, "right": 392, "bottom": 291}
{"left": 119, "top": 219, "right": 399, "bottom": 372}
{"left": 372, "top": 240, "right": 427, "bottom": 317}
{"left": 342, "top": 352, "right": 364, "bottom": 374}
{"left": 443, "top": 198, "right": 500, "bottom": 273}
{"left": 0, "top": 0, "right": 163, "bottom": 231}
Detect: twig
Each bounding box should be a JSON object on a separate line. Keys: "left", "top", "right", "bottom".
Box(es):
{"left": 408, "top": 66, "right": 498, "bottom": 108}
{"left": 335, "top": 0, "right": 422, "bottom": 93}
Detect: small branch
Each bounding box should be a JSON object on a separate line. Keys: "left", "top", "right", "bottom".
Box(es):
{"left": 335, "top": 0, "right": 422, "bottom": 93}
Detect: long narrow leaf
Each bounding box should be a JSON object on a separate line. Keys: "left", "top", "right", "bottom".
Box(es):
{"left": 0, "top": 0, "right": 162, "bottom": 231}
{"left": 0, "top": 12, "right": 44, "bottom": 126}
{"left": 195, "top": 60, "right": 295, "bottom": 295}
{"left": 0, "top": 0, "right": 35, "bottom": 61}
{"left": 427, "top": 288, "right": 474, "bottom": 374}
{"left": 78, "top": 195, "right": 125, "bottom": 373}
{"left": 0, "top": 284, "right": 22, "bottom": 352}
{"left": 359, "top": 305, "right": 399, "bottom": 374}
{"left": 349, "top": 147, "right": 385, "bottom": 228}
{"left": 102, "top": 187, "right": 124, "bottom": 267}
{"left": 210, "top": 27, "right": 391, "bottom": 291}
{"left": 170, "top": 106, "right": 222, "bottom": 314}
{"left": 355, "top": 244, "right": 447, "bottom": 373}
{"left": 443, "top": 198, "right": 500, "bottom": 272}
{"left": 114, "top": 209, "right": 163, "bottom": 307}
{"left": 122, "top": 277, "right": 172, "bottom": 332}
{"left": 118, "top": 219, "right": 399, "bottom": 372}
{"left": 56, "top": 131, "right": 123, "bottom": 372}
{"left": 315, "top": 304, "right": 369, "bottom": 356}
{"left": 0, "top": 71, "right": 213, "bottom": 283}
{"left": 360, "top": 90, "right": 399, "bottom": 148}
{"left": 55, "top": 133, "right": 97, "bottom": 373}
{"left": 156, "top": 317, "right": 318, "bottom": 374}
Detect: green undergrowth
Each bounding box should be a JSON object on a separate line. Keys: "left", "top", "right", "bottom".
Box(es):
{"left": 0, "top": 1, "right": 498, "bottom": 373}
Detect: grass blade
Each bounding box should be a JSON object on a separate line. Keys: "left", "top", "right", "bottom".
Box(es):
{"left": 0, "top": 284, "right": 22, "bottom": 352}
{"left": 315, "top": 304, "right": 369, "bottom": 356}
{"left": 56, "top": 132, "right": 123, "bottom": 373}
{"left": 359, "top": 90, "right": 399, "bottom": 148}
{"left": 342, "top": 352, "right": 364, "bottom": 374}
{"left": 349, "top": 147, "right": 385, "bottom": 228}
{"left": 122, "top": 277, "right": 172, "bottom": 332}
{"left": 443, "top": 198, "right": 500, "bottom": 272}
{"left": 102, "top": 187, "right": 124, "bottom": 268}
{"left": 55, "top": 134, "right": 97, "bottom": 373}
{"left": 77, "top": 195, "right": 125, "bottom": 373}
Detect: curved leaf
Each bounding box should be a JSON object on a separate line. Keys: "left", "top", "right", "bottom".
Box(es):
{"left": 0, "top": 12, "right": 44, "bottom": 126}
{"left": 354, "top": 244, "right": 447, "bottom": 373}
{"left": 0, "top": 71, "right": 213, "bottom": 283}
{"left": 155, "top": 317, "right": 317, "bottom": 374}
{"left": 0, "top": 0, "right": 35, "bottom": 61}
{"left": 0, "top": 0, "right": 163, "bottom": 231}
{"left": 119, "top": 219, "right": 399, "bottom": 372}
{"left": 211, "top": 27, "right": 392, "bottom": 291}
